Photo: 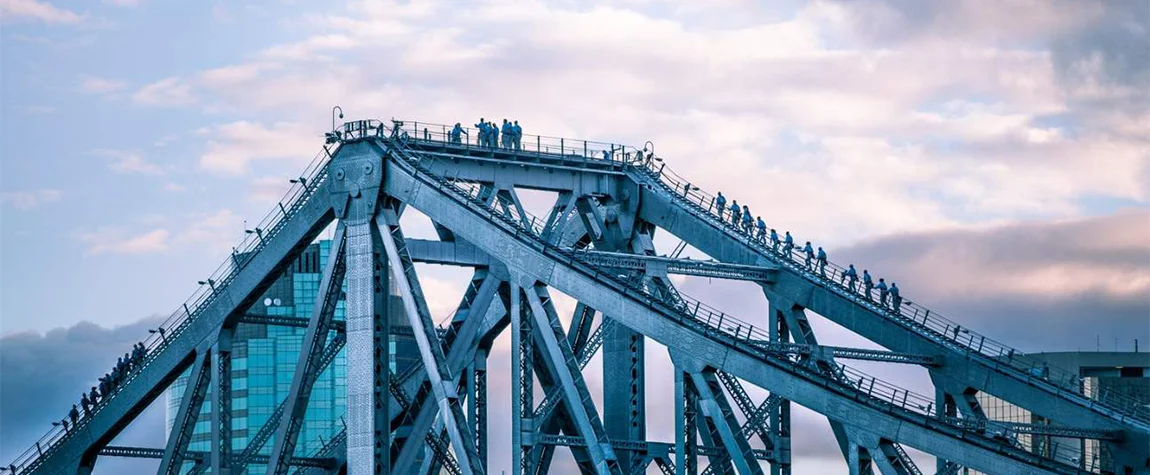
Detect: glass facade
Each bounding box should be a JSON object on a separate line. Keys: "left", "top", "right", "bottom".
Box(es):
{"left": 166, "top": 239, "right": 419, "bottom": 473}
{"left": 970, "top": 352, "right": 1150, "bottom": 474}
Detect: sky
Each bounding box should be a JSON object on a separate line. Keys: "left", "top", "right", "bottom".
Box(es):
{"left": 0, "top": 0, "right": 1147, "bottom": 473}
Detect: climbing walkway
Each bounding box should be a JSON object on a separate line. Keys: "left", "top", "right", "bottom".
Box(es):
{"left": 379, "top": 130, "right": 1091, "bottom": 474}
{"left": 395, "top": 118, "right": 1150, "bottom": 431}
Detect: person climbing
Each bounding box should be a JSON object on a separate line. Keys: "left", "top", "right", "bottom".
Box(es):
{"left": 80, "top": 393, "right": 91, "bottom": 417}
{"left": 862, "top": 269, "right": 873, "bottom": 300}
{"left": 877, "top": 278, "right": 889, "bottom": 307}
{"left": 756, "top": 217, "right": 766, "bottom": 242}
{"left": 512, "top": 120, "right": 523, "bottom": 150}
{"left": 68, "top": 405, "right": 79, "bottom": 427}
{"left": 890, "top": 282, "right": 902, "bottom": 313}
{"left": 715, "top": 192, "right": 727, "bottom": 219}
{"left": 730, "top": 201, "right": 741, "bottom": 227}
{"left": 89, "top": 386, "right": 100, "bottom": 406}
{"left": 802, "top": 242, "right": 814, "bottom": 270}
{"left": 770, "top": 228, "right": 779, "bottom": 251}
{"left": 783, "top": 231, "right": 794, "bottom": 255}
{"left": 842, "top": 264, "right": 858, "bottom": 291}
{"left": 741, "top": 205, "right": 751, "bottom": 232}
{"left": 816, "top": 246, "right": 827, "bottom": 276}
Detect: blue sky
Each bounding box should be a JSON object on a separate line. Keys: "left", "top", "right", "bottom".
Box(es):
{"left": 1, "top": 0, "right": 1147, "bottom": 472}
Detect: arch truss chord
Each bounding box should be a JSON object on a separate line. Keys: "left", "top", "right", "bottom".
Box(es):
{"left": 10, "top": 118, "right": 1147, "bottom": 475}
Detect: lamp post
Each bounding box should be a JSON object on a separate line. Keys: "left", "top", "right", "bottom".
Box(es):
{"left": 331, "top": 106, "right": 344, "bottom": 132}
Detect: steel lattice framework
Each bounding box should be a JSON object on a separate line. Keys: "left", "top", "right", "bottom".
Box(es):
{"left": 7, "top": 118, "right": 1149, "bottom": 475}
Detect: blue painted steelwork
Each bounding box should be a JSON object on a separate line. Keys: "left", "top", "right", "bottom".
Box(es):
{"left": 9, "top": 117, "right": 1147, "bottom": 475}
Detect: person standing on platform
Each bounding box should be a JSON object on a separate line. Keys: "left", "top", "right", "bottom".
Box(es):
{"left": 770, "top": 228, "right": 779, "bottom": 251}
{"left": 730, "top": 201, "right": 741, "bottom": 227}
{"left": 862, "top": 269, "right": 873, "bottom": 300}
{"left": 716, "top": 192, "right": 727, "bottom": 219}
{"left": 783, "top": 231, "right": 794, "bottom": 255}
{"left": 803, "top": 242, "right": 814, "bottom": 270}
{"left": 512, "top": 120, "right": 523, "bottom": 150}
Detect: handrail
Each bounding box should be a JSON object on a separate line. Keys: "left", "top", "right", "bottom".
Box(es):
{"left": 370, "top": 118, "right": 1147, "bottom": 425}
{"left": 625, "top": 153, "right": 1150, "bottom": 426}
{"left": 7, "top": 144, "right": 337, "bottom": 475}
{"left": 382, "top": 136, "right": 1089, "bottom": 472}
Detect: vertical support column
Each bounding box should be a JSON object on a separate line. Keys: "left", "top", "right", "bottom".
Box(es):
{"left": 604, "top": 321, "right": 645, "bottom": 472}
{"left": 474, "top": 348, "right": 489, "bottom": 470}
{"left": 344, "top": 221, "right": 390, "bottom": 475}
{"left": 934, "top": 387, "right": 957, "bottom": 474}
{"left": 210, "top": 329, "right": 233, "bottom": 475}
{"left": 675, "top": 369, "right": 698, "bottom": 475}
{"left": 510, "top": 280, "right": 534, "bottom": 475}
{"left": 768, "top": 302, "right": 791, "bottom": 475}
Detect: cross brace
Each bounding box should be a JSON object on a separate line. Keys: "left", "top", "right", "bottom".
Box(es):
{"left": 99, "top": 446, "right": 335, "bottom": 469}
{"left": 536, "top": 435, "right": 775, "bottom": 461}
{"left": 573, "top": 250, "right": 778, "bottom": 282}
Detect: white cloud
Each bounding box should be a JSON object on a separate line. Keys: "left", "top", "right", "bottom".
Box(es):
{"left": 163, "top": 183, "right": 187, "bottom": 193}
{"left": 113, "top": 0, "right": 1149, "bottom": 240}
{"left": 91, "top": 149, "right": 165, "bottom": 175}
{"left": 103, "top": 0, "right": 141, "bottom": 6}
{"left": 0, "top": 0, "right": 82, "bottom": 24}
{"left": 0, "top": 189, "right": 63, "bottom": 210}
{"left": 198, "top": 121, "right": 318, "bottom": 175}
{"left": 132, "top": 77, "right": 197, "bottom": 107}
{"left": 79, "top": 75, "right": 126, "bottom": 94}
{"left": 78, "top": 228, "right": 170, "bottom": 255}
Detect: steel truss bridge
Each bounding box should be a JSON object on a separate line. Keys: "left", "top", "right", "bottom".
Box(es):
{"left": 8, "top": 118, "right": 1149, "bottom": 475}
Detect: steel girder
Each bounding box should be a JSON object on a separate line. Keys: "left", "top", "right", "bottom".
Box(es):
{"left": 378, "top": 141, "right": 1084, "bottom": 475}
{"left": 391, "top": 269, "right": 501, "bottom": 473}
{"left": 20, "top": 164, "right": 336, "bottom": 475}
{"left": 209, "top": 329, "right": 233, "bottom": 475}
{"left": 267, "top": 222, "right": 348, "bottom": 474}
{"left": 633, "top": 177, "right": 1149, "bottom": 463}
{"left": 158, "top": 349, "right": 211, "bottom": 475}
{"left": 378, "top": 206, "right": 486, "bottom": 475}
{"left": 521, "top": 280, "right": 623, "bottom": 474}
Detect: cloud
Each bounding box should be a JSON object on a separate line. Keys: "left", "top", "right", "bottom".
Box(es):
{"left": 833, "top": 208, "right": 1150, "bottom": 348}
{"left": 79, "top": 75, "right": 126, "bottom": 94}
{"left": 131, "top": 77, "right": 197, "bottom": 107}
{"left": 0, "top": 189, "right": 62, "bottom": 210}
{"left": 0, "top": 316, "right": 167, "bottom": 465}
{"left": 128, "top": 0, "right": 1143, "bottom": 242}
{"left": 198, "top": 121, "right": 318, "bottom": 175}
{"left": 163, "top": 182, "right": 187, "bottom": 193}
{"left": 0, "top": 0, "right": 83, "bottom": 24}
{"left": 91, "top": 149, "right": 166, "bottom": 175}
{"left": 103, "top": 0, "right": 141, "bottom": 6}
{"left": 77, "top": 228, "right": 170, "bottom": 255}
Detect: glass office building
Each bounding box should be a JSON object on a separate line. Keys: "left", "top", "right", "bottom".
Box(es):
{"left": 969, "top": 351, "right": 1150, "bottom": 474}
{"left": 166, "top": 239, "right": 419, "bottom": 473}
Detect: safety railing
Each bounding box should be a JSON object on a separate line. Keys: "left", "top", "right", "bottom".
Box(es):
{"left": 383, "top": 137, "right": 1089, "bottom": 472}
{"left": 627, "top": 151, "right": 1150, "bottom": 426}
{"left": 338, "top": 118, "right": 647, "bottom": 168}
{"left": 7, "top": 144, "right": 337, "bottom": 475}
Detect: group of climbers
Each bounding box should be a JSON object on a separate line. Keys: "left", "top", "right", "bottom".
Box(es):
{"left": 63, "top": 343, "right": 149, "bottom": 433}
{"left": 462, "top": 118, "right": 523, "bottom": 150}
{"left": 712, "top": 190, "right": 904, "bottom": 315}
